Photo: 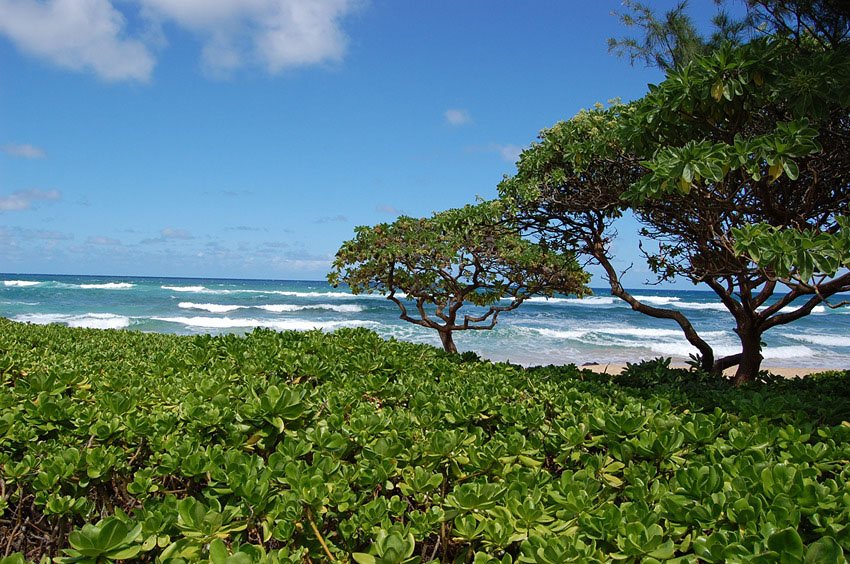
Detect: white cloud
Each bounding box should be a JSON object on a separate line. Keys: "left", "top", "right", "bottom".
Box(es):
{"left": 0, "top": 0, "right": 155, "bottom": 81}
{"left": 160, "top": 227, "right": 193, "bottom": 240}
{"left": 444, "top": 108, "right": 471, "bottom": 126}
{"left": 0, "top": 188, "right": 61, "bottom": 211}
{"left": 1, "top": 143, "right": 46, "bottom": 159}
{"left": 138, "top": 0, "right": 357, "bottom": 75}
{"left": 497, "top": 144, "right": 522, "bottom": 164}
{"left": 0, "top": 0, "right": 358, "bottom": 81}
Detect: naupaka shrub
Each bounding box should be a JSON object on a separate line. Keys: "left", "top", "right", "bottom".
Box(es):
{"left": 0, "top": 318, "right": 848, "bottom": 562}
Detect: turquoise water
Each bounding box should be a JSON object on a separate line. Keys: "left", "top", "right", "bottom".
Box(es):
{"left": 2, "top": 273, "right": 849, "bottom": 369}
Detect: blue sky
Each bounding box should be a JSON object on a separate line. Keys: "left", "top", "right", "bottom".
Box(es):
{"left": 0, "top": 1, "right": 730, "bottom": 284}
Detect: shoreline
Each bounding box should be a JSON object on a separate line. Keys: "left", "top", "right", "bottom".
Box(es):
{"left": 581, "top": 363, "right": 845, "bottom": 378}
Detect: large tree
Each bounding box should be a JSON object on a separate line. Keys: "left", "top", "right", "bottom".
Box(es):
{"left": 501, "top": 32, "right": 850, "bottom": 383}
{"left": 329, "top": 202, "right": 589, "bottom": 354}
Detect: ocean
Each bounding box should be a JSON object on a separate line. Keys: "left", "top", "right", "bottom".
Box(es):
{"left": 2, "top": 274, "right": 849, "bottom": 369}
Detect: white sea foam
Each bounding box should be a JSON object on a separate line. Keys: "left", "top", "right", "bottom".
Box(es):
{"left": 178, "top": 302, "right": 246, "bottom": 313}
{"left": 633, "top": 295, "right": 681, "bottom": 305}
{"left": 757, "top": 304, "right": 827, "bottom": 314}
{"left": 258, "top": 304, "right": 364, "bottom": 313}
{"left": 153, "top": 316, "right": 377, "bottom": 331}
{"left": 763, "top": 345, "right": 815, "bottom": 359}
{"left": 78, "top": 282, "right": 135, "bottom": 290}
{"left": 648, "top": 342, "right": 814, "bottom": 360}
{"left": 3, "top": 280, "right": 40, "bottom": 287}
{"left": 523, "top": 327, "right": 590, "bottom": 340}
{"left": 526, "top": 296, "right": 618, "bottom": 306}
{"left": 264, "top": 290, "right": 373, "bottom": 299}
{"left": 673, "top": 301, "right": 729, "bottom": 311}
{"left": 782, "top": 333, "right": 850, "bottom": 347}
{"left": 161, "top": 285, "right": 371, "bottom": 299}
{"left": 13, "top": 312, "right": 131, "bottom": 330}
{"left": 520, "top": 325, "right": 728, "bottom": 342}
{"left": 162, "top": 285, "right": 208, "bottom": 293}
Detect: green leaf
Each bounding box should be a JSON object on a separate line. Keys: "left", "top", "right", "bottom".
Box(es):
{"left": 768, "top": 528, "right": 804, "bottom": 560}
{"left": 804, "top": 537, "right": 845, "bottom": 563}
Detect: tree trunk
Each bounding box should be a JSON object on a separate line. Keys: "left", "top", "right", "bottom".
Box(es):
{"left": 733, "top": 325, "right": 763, "bottom": 385}
{"left": 596, "top": 253, "right": 715, "bottom": 372}
{"left": 438, "top": 330, "right": 458, "bottom": 354}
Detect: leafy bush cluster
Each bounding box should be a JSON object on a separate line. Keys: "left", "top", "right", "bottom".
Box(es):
{"left": 0, "top": 318, "right": 849, "bottom": 562}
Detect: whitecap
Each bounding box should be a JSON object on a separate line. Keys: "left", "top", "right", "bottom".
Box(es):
{"left": 757, "top": 303, "right": 827, "bottom": 314}
{"left": 162, "top": 285, "right": 208, "bottom": 293}
{"left": 3, "top": 280, "right": 40, "bottom": 287}
{"left": 263, "top": 290, "right": 372, "bottom": 299}
{"left": 258, "top": 303, "right": 364, "bottom": 313}
{"left": 525, "top": 296, "right": 618, "bottom": 306}
{"left": 633, "top": 295, "right": 681, "bottom": 305}
{"left": 518, "top": 325, "right": 729, "bottom": 343}
{"left": 13, "top": 312, "right": 131, "bottom": 330}
{"left": 763, "top": 345, "right": 815, "bottom": 359}
{"left": 520, "top": 327, "right": 589, "bottom": 340}
{"left": 782, "top": 333, "right": 850, "bottom": 347}
{"left": 78, "top": 282, "right": 135, "bottom": 290}
{"left": 673, "top": 301, "right": 729, "bottom": 311}
{"left": 152, "top": 316, "right": 377, "bottom": 331}
{"left": 178, "top": 302, "right": 245, "bottom": 313}
{"left": 647, "top": 341, "right": 814, "bottom": 360}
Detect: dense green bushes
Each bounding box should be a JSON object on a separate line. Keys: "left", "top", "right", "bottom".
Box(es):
{"left": 0, "top": 318, "right": 848, "bottom": 562}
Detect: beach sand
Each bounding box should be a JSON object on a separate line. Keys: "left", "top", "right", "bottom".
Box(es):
{"left": 581, "top": 363, "right": 844, "bottom": 378}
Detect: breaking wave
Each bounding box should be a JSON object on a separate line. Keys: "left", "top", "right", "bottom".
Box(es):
{"left": 78, "top": 282, "right": 135, "bottom": 290}
{"left": 13, "top": 312, "right": 131, "bottom": 330}
{"left": 152, "top": 316, "right": 377, "bottom": 331}
{"left": 3, "top": 280, "right": 40, "bottom": 287}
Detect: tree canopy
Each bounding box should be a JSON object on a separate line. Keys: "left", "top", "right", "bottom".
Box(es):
{"left": 329, "top": 201, "right": 589, "bottom": 353}
{"left": 501, "top": 29, "right": 850, "bottom": 382}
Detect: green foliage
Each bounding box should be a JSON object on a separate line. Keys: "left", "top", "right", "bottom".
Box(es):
{"left": 1, "top": 320, "right": 849, "bottom": 561}
{"left": 734, "top": 216, "right": 850, "bottom": 281}
{"left": 501, "top": 29, "right": 850, "bottom": 380}
{"left": 329, "top": 201, "right": 588, "bottom": 352}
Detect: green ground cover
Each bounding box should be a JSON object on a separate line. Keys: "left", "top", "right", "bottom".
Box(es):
{"left": 0, "top": 318, "right": 848, "bottom": 563}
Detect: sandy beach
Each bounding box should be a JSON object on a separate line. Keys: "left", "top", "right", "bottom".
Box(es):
{"left": 581, "top": 363, "right": 846, "bottom": 378}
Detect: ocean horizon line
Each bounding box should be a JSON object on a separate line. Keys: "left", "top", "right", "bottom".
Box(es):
{"left": 0, "top": 271, "right": 751, "bottom": 296}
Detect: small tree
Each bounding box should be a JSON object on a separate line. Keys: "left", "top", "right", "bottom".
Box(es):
{"left": 328, "top": 201, "right": 589, "bottom": 354}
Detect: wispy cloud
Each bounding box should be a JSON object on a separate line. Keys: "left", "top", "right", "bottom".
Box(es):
{"left": 444, "top": 108, "right": 471, "bottom": 126}
{"left": 0, "top": 0, "right": 360, "bottom": 81}
{"left": 160, "top": 227, "right": 193, "bottom": 240}
{"left": 1, "top": 143, "right": 46, "bottom": 159}
{"left": 140, "top": 227, "right": 194, "bottom": 244}
{"left": 86, "top": 235, "right": 122, "bottom": 246}
{"left": 0, "top": 188, "right": 61, "bottom": 211}
{"left": 314, "top": 214, "right": 348, "bottom": 224}
{"left": 495, "top": 144, "right": 522, "bottom": 164}
{"left": 375, "top": 204, "right": 403, "bottom": 215}
{"left": 224, "top": 225, "right": 265, "bottom": 232}
{"left": 15, "top": 227, "right": 73, "bottom": 241}
{"left": 220, "top": 189, "right": 254, "bottom": 198}
{"left": 466, "top": 143, "right": 524, "bottom": 164}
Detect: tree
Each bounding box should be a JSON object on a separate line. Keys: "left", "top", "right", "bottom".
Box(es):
{"left": 328, "top": 202, "right": 589, "bottom": 354}
{"left": 499, "top": 102, "right": 722, "bottom": 374}
{"left": 608, "top": 0, "right": 716, "bottom": 71}
{"left": 501, "top": 33, "right": 850, "bottom": 383}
